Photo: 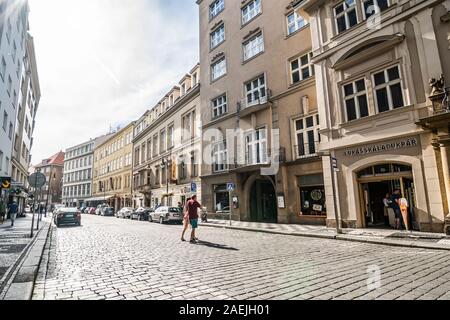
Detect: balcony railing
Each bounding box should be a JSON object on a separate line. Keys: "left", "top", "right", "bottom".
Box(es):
{"left": 295, "top": 142, "right": 320, "bottom": 160}
{"left": 239, "top": 89, "right": 272, "bottom": 111}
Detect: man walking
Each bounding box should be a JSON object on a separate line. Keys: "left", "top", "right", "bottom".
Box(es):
{"left": 186, "top": 194, "right": 202, "bottom": 244}
{"left": 0, "top": 199, "right": 5, "bottom": 224}
{"left": 8, "top": 201, "right": 18, "bottom": 227}
{"left": 390, "top": 190, "right": 401, "bottom": 230}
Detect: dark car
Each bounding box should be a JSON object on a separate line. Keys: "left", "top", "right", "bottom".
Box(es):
{"left": 101, "top": 207, "right": 115, "bottom": 216}
{"left": 54, "top": 208, "right": 81, "bottom": 227}
{"left": 131, "top": 207, "right": 153, "bottom": 221}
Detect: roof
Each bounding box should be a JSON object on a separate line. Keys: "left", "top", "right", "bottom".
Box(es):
{"left": 36, "top": 151, "right": 65, "bottom": 167}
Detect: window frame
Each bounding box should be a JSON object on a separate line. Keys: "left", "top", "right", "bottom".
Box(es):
{"left": 210, "top": 23, "right": 225, "bottom": 50}
{"left": 243, "top": 32, "right": 264, "bottom": 62}
{"left": 211, "top": 57, "right": 227, "bottom": 81}
{"left": 293, "top": 114, "right": 321, "bottom": 159}
{"left": 333, "top": 0, "right": 359, "bottom": 35}
{"left": 287, "top": 10, "right": 308, "bottom": 35}
{"left": 342, "top": 78, "right": 369, "bottom": 121}
{"left": 211, "top": 93, "right": 228, "bottom": 119}
{"left": 212, "top": 140, "right": 228, "bottom": 173}
{"left": 241, "top": 0, "right": 262, "bottom": 26}
{"left": 244, "top": 74, "right": 267, "bottom": 107}
{"left": 209, "top": 0, "right": 225, "bottom": 20}
{"left": 371, "top": 64, "right": 405, "bottom": 114}
{"left": 290, "top": 52, "right": 314, "bottom": 85}
{"left": 245, "top": 127, "right": 268, "bottom": 165}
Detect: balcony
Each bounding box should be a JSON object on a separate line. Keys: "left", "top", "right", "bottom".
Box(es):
{"left": 238, "top": 89, "right": 272, "bottom": 117}
{"left": 417, "top": 86, "right": 450, "bottom": 130}
{"left": 135, "top": 183, "right": 152, "bottom": 193}
{"left": 295, "top": 142, "right": 320, "bottom": 160}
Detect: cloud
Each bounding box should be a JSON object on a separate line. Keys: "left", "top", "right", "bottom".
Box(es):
{"left": 28, "top": 0, "right": 199, "bottom": 163}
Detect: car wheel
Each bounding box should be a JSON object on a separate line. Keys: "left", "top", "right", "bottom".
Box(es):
{"left": 149, "top": 216, "right": 153, "bottom": 222}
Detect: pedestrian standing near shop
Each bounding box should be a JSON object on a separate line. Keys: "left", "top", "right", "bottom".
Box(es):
{"left": 399, "top": 195, "right": 409, "bottom": 231}
{"left": 0, "top": 199, "right": 5, "bottom": 224}
{"left": 186, "top": 195, "right": 202, "bottom": 244}
{"left": 180, "top": 197, "right": 191, "bottom": 242}
{"left": 383, "top": 193, "right": 391, "bottom": 227}
{"left": 8, "top": 201, "right": 18, "bottom": 227}
{"left": 390, "top": 190, "right": 401, "bottom": 230}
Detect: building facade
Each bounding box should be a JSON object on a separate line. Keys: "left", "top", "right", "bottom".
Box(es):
{"left": 92, "top": 124, "right": 134, "bottom": 212}
{"left": 0, "top": 0, "right": 31, "bottom": 181}
{"left": 10, "top": 33, "right": 40, "bottom": 211}
{"left": 197, "top": 0, "right": 324, "bottom": 224}
{"left": 33, "top": 151, "right": 65, "bottom": 207}
{"left": 300, "top": 0, "right": 450, "bottom": 232}
{"left": 132, "top": 65, "right": 202, "bottom": 209}
{"left": 62, "top": 134, "right": 113, "bottom": 207}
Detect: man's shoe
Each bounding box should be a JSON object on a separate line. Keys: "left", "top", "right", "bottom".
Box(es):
{"left": 190, "top": 239, "right": 198, "bottom": 244}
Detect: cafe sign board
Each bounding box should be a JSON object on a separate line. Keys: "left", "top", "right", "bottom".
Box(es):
{"left": 343, "top": 137, "right": 419, "bottom": 157}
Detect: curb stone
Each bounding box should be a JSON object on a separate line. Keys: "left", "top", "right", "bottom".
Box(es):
{"left": 0, "top": 221, "right": 52, "bottom": 300}
{"left": 201, "top": 223, "right": 450, "bottom": 252}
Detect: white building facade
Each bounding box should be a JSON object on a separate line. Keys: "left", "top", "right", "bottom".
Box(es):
{"left": 0, "top": 0, "right": 30, "bottom": 180}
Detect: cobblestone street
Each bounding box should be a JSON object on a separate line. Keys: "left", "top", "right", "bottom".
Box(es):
{"left": 32, "top": 215, "right": 450, "bottom": 300}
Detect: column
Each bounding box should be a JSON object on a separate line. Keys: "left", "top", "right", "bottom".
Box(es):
{"left": 441, "top": 143, "right": 450, "bottom": 215}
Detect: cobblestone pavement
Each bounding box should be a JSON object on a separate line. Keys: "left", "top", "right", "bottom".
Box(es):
{"left": 0, "top": 215, "right": 35, "bottom": 283}
{"left": 32, "top": 215, "right": 450, "bottom": 300}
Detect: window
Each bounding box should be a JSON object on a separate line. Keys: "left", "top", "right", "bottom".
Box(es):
{"left": 160, "top": 129, "right": 166, "bottom": 153}
{"left": 7, "top": 76, "right": 12, "bottom": 95}
{"left": 334, "top": 0, "right": 358, "bottom": 34}
{"left": 2, "top": 111, "right": 7, "bottom": 131}
{"left": 182, "top": 112, "right": 193, "bottom": 141}
{"left": 191, "top": 152, "right": 198, "bottom": 177}
{"left": 0, "top": 151, "right": 3, "bottom": 172}
{"left": 167, "top": 125, "right": 174, "bottom": 149}
{"left": 8, "top": 122, "right": 13, "bottom": 139}
{"left": 343, "top": 79, "right": 369, "bottom": 121}
{"left": 210, "top": 0, "right": 224, "bottom": 20}
{"left": 212, "top": 94, "right": 227, "bottom": 119}
{"left": 245, "top": 75, "right": 266, "bottom": 107}
{"left": 363, "top": 0, "right": 390, "bottom": 19}
{"left": 210, "top": 24, "right": 225, "bottom": 49}
{"left": 300, "top": 186, "right": 326, "bottom": 216}
{"left": 287, "top": 11, "right": 308, "bottom": 35}
{"left": 211, "top": 57, "right": 226, "bottom": 81}
{"left": 242, "top": 0, "right": 261, "bottom": 25}
{"left": 152, "top": 135, "right": 158, "bottom": 157}
{"left": 179, "top": 159, "right": 186, "bottom": 180}
{"left": 245, "top": 128, "right": 268, "bottom": 165}
{"left": 214, "top": 185, "right": 230, "bottom": 212}
{"left": 294, "top": 114, "right": 320, "bottom": 159}
{"left": 212, "top": 141, "right": 228, "bottom": 172}
{"left": 141, "top": 144, "right": 146, "bottom": 163}
{"left": 147, "top": 139, "right": 152, "bottom": 159}
{"left": 243, "top": 33, "right": 264, "bottom": 61}
{"left": 290, "top": 53, "right": 314, "bottom": 84}
{"left": 373, "top": 65, "right": 404, "bottom": 113}
{"left": 1, "top": 57, "right": 5, "bottom": 80}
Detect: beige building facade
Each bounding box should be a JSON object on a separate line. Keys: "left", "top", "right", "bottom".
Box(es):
{"left": 299, "top": 0, "right": 450, "bottom": 232}
{"left": 92, "top": 123, "right": 134, "bottom": 212}
{"left": 197, "top": 0, "right": 325, "bottom": 224}
{"left": 132, "top": 65, "right": 202, "bottom": 208}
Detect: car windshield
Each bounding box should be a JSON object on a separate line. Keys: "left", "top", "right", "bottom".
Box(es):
{"left": 169, "top": 207, "right": 181, "bottom": 213}
{"left": 60, "top": 209, "right": 78, "bottom": 213}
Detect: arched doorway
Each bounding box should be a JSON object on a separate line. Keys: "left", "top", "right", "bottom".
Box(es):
{"left": 250, "top": 179, "right": 277, "bottom": 223}
{"left": 357, "top": 163, "right": 416, "bottom": 229}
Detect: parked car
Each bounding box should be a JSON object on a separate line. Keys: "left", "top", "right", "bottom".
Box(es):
{"left": 131, "top": 207, "right": 153, "bottom": 221}
{"left": 149, "top": 206, "right": 183, "bottom": 224}
{"left": 53, "top": 208, "right": 81, "bottom": 227}
{"left": 101, "top": 207, "right": 115, "bottom": 216}
{"left": 80, "top": 207, "right": 87, "bottom": 214}
{"left": 87, "top": 207, "right": 96, "bottom": 215}
{"left": 116, "top": 207, "right": 134, "bottom": 219}
{"left": 96, "top": 204, "right": 107, "bottom": 215}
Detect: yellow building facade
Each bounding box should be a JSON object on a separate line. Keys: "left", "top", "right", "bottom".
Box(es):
{"left": 91, "top": 123, "right": 134, "bottom": 211}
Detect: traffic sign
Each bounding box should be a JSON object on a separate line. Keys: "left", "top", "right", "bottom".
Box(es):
{"left": 1, "top": 177, "right": 11, "bottom": 189}
{"left": 227, "top": 183, "right": 235, "bottom": 191}
{"left": 28, "top": 172, "right": 46, "bottom": 189}
{"left": 191, "top": 182, "right": 197, "bottom": 193}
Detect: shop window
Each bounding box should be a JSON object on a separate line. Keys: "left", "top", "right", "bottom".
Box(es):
{"left": 300, "top": 187, "right": 326, "bottom": 216}
{"left": 214, "top": 184, "right": 230, "bottom": 212}
{"left": 374, "top": 164, "right": 391, "bottom": 175}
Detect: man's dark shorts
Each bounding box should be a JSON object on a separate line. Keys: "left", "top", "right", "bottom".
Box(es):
{"left": 190, "top": 219, "right": 198, "bottom": 229}
{"left": 394, "top": 208, "right": 401, "bottom": 219}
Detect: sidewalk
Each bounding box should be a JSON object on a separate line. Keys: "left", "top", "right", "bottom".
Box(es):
{"left": 201, "top": 219, "right": 450, "bottom": 251}
{"left": 0, "top": 213, "right": 51, "bottom": 299}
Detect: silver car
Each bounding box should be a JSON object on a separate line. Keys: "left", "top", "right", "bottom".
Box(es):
{"left": 116, "top": 207, "right": 134, "bottom": 219}
{"left": 149, "top": 206, "right": 183, "bottom": 224}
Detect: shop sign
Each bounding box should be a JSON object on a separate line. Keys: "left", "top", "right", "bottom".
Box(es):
{"left": 343, "top": 138, "right": 418, "bottom": 157}
{"left": 277, "top": 194, "right": 285, "bottom": 209}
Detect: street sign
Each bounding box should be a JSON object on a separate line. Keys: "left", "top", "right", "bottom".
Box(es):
{"left": 28, "top": 172, "right": 46, "bottom": 189}
{"left": 227, "top": 183, "right": 235, "bottom": 192}
{"left": 191, "top": 182, "right": 197, "bottom": 193}
{"left": 0, "top": 177, "right": 11, "bottom": 189}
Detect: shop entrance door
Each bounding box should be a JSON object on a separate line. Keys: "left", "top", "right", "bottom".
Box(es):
{"left": 357, "top": 164, "right": 415, "bottom": 229}
{"left": 250, "top": 180, "right": 277, "bottom": 223}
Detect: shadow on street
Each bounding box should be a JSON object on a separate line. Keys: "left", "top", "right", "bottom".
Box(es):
{"left": 195, "top": 240, "right": 239, "bottom": 251}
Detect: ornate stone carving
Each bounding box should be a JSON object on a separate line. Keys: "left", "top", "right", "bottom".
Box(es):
{"left": 429, "top": 74, "right": 445, "bottom": 96}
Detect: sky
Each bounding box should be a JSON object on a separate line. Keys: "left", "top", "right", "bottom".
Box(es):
{"left": 28, "top": 0, "right": 199, "bottom": 163}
